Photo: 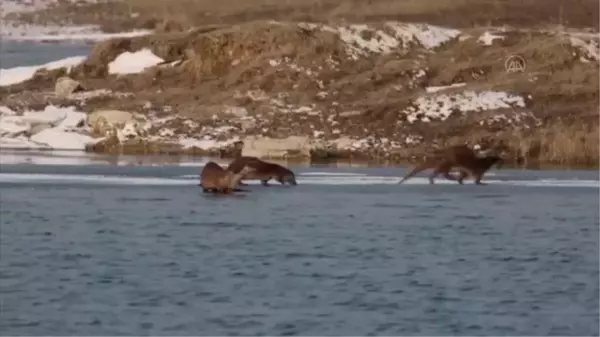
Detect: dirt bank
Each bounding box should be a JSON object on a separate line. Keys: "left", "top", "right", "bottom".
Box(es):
{"left": 1, "top": 3, "right": 598, "bottom": 167}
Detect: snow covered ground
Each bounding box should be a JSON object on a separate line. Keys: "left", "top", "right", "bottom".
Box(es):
{"left": 0, "top": 106, "right": 94, "bottom": 150}
{"left": 0, "top": 105, "right": 243, "bottom": 152}
{"left": 0, "top": 48, "right": 165, "bottom": 86}
{"left": 0, "top": 55, "right": 86, "bottom": 86}
{"left": 297, "top": 21, "right": 461, "bottom": 59}
{"left": 108, "top": 48, "right": 165, "bottom": 75}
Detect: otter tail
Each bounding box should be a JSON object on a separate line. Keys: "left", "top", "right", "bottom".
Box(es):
{"left": 397, "top": 160, "right": 434, "bottom": 184}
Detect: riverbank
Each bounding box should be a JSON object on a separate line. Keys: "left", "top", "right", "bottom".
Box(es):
{"left": 1, "top": 1, "right": 598, "bottom": 168}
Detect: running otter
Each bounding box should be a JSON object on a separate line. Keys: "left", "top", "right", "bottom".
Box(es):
{"left": 199, "top": 161, "right": 255, "bottom": 194}
{"left": 227, "top": 156, "right": 297, "bottom": 186}
{"left": 397, "top": 145, "right": 503, "bottom": 185}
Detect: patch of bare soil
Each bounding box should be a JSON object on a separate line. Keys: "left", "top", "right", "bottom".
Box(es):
{"left": 1, "top": 20, "right": 598, "bottom": 166}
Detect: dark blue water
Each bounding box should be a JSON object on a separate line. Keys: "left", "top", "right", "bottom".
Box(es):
{"left": 0, "top": 41, "right": 92, "bottom": 69}
{"left": 0, "top": 159, "right": 598, "bottom": 335}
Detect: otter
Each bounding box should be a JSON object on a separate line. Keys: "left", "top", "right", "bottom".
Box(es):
{"left": 199, "top": 161, "right": 255, "bottom": 194}
{"left": 397, "top": 145, "right": 503, "bottom": 185}
{"left": 226, "top": 156, "right": 297, "bottom": 186}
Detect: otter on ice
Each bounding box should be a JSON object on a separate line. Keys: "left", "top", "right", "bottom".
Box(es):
{"left": 397, "top": 145, "right": 503, "bottom": 185}
{"left": 227, "top": 156, "right": 297, "bottom": 186}
{"left": 199, "top": 161, "right": 255, "bottom": 194}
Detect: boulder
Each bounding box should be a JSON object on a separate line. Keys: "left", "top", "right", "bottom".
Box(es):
{"left": 85, "top": 133, "right": 120, "bottom": 154}
{"left": 241, "top": 135, "right": 316, "bottom": 159}
{"left": 55, "top": 77, "right": 84, "bottom": 97}
{"left": 87, "top": 109, "right": 135, "bottom": 136}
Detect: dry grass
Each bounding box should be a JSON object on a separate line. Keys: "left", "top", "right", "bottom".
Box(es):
{"left": 506, "top": 118, "right": 600, "bottom": 167}
{"left": 10, "top": 0, "right": 598, "bottom": 32}
{"left": 117, "top": 0, "right": 598, "bottom": 31}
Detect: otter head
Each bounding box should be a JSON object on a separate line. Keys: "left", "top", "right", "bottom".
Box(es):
{"left": 239, "top": 165, "right": 255, "bottom": 176}
{"left": 232, "top": 141, "right": 244, "bottom": 158}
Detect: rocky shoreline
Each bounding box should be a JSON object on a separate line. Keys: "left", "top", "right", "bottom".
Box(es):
{"left": 1, "top": 2, "right": 598, "bottom": 167}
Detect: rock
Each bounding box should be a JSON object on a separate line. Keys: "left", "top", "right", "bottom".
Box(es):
{"left": 117, "top": 122, "right": 144, "bottom": 140}
{"left": 241, "top": 135, "right": 316, "bottom": 159}
{"left": 87, "top": 109, "right": 134, "bottom": 125}
{"left": 87, "top": 109, "right": 134, "bottom": 136}
{"left": 55, "top": 77, "right": 84, "bottom": 97}
{"left": 330, "top": 136, "right": 355, "bottom": 150}
{"left": 339, "top": 110, "right": 362, "bottom": 117}
{"left": 238, "top": 117, "right": 257, "bottom": 131}
{"left": 224, "top": 106, "right": 248, "bottom": 117}
{"left": 85, "top": 133, "right": 121, "bottom": 154}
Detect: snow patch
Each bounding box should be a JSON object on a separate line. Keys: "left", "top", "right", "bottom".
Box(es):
{"left": 482, "top": 111, "right": 540, "bottom": 128}
{"left": 297, "top": 21, "right": 461, "bottom": 59}
{"left": 403, "top": 91, "right": 526, "bottom": 123}
{"left": 0, "top": 104, "right": 245, "bottom": 152}
{"left": 569, "top": 36, "right": 599, "bottom": 61}
{"left": 477, "top": 31, "right": 505, "bottom": 46}
{"left": 108, "top": 49, "right": 165, "bottom": 75}
{"left": 425, "top": 83, "right": 466, "bottom": 93}
{"left": 0, "top": 105, "right": 95, "bottom": 150}
{"left": 132, "top": 113, "right": 244, "bottom": 151}
{"left": 66, "top": 89, "right": 135, "bottom": 101}
{"left": 270, "top": 99, "right": 321, "bottom": 115}
{"left": 268, "top": 57, "right": 321, "bottom": 78}
{"left": 384, "top": 22, "right": 462, "bottom": 49}
{"left": 0, "top": 55, "right": 86, "bottom": 87}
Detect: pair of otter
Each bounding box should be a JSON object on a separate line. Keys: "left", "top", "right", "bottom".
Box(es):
{"left": 397, "top": 145, "right": 503, "bottom": 185}
{"left": 199, "top": 156, "right": 297, "bottom": 194}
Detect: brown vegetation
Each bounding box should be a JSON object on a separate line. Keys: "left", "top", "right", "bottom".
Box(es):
{"left": 2, "top": 1, "right": 598, "bottom": 168}
{"left": 9, "top": 0, "right": 599, "bottom": 32}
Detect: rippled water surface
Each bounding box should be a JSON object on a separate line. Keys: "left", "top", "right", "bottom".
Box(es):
{"left": 1, "top": 154, "right": 599, "bottom": 335}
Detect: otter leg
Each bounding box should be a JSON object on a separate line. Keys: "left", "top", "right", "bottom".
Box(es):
{"left": 261, "top": 179, "right": 270, "bottom": 186}
{"left": 442, "top": 169, "right": 460, "bottom": 182}
{"left": 451, "top": 166, "right": 475, "bottom": 185}
{"left": 474, "top": 174, "right": 487, "bottom": 185}
{"left": 457, "top": 171, "right": 469, "bottom": 185}
{"left": 429, "top": 161, "right": 451, "bottom": 184}
{"left": 276, "top": 176, "right": 285, "bottom": 185}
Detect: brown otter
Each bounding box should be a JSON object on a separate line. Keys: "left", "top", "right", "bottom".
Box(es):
{"left": 199, "top": 161, "right": 255, "bottom": 194}
{"left": 226, "top": 156, "right": 297, "bottom": 186}
{"left": 397, "top": 145, "right": 503, "bottom": 185}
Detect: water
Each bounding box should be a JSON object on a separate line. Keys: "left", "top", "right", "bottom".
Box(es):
{"left": 1, "top": 37, "right": 599, "bottom": 336}
{"left": 0, "top": 40, "right": 92, "bottom": 68}
{"left": 0, "top": 155, "right": 598, "bottom": 336}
